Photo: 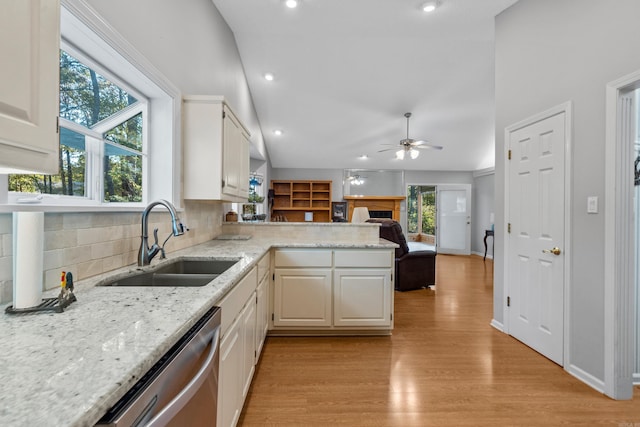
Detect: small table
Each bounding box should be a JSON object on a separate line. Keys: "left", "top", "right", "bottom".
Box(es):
{"left": 484, "top": 229, "right": 494, "bottom": 261}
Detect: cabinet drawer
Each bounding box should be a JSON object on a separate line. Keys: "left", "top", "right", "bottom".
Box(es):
{"left": 274, "top": 249, "right": 332, "bottom": 268}
{"left": 218, "top": 267, "right": 257, "bottom": 337}
{"left": 258, "top": 252, "right": 270, "bottom": 282}
{"left": 334, "top": 250, "right": 392, "bottom": 268}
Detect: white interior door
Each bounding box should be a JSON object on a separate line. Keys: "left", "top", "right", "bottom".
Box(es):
{"left": 507, "top": 110, "right": 566, "bottom": 366}
{"left": 436, "top": 185, "right": 471, "bottom": 255}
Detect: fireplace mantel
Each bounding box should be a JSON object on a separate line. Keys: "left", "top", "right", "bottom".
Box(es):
{"left": 343, "top": 196, "right": 405, "bottom": 222}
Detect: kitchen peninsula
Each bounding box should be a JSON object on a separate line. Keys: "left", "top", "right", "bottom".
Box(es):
{"left": 0, "top": 222, "right": 396, "bottom": 427}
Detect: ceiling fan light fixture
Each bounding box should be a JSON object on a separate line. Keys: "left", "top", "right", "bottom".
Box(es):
{"left": 396, "top": 149, "right": 405, "bottom": 160}
{"left": 410, "top": 148, "right": 420, "bottom": 159}
{"left": 422, "top": 1, "right": 439, "bottom": 12}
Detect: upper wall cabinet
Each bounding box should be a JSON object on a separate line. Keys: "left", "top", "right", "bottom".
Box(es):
{"left": 183, "top": 96, "right": 250, "bottom": 202}
{"left": 0, "top": 0, "right": 60, "bottom": 174}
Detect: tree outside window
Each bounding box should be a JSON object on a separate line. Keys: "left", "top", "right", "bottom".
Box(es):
{"left": 407, "top": 185, "right": 436, "bottom": 243}
{"left": 8, "top": 50, "right": 145, "bottom": 203}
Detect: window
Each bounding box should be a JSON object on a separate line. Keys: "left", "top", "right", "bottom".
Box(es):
{"left": 407, "top": 185, "right": 436, "bottom": 239}
{"left": 2, "top": 4, "right": 180, "bottom": 210}
{"left": 8, "top": 49, "right": 147, "bottom": 204}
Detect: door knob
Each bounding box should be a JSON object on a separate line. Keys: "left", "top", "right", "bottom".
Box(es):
{"left": 542, "top": 247, "right": 561, "bottom": 256}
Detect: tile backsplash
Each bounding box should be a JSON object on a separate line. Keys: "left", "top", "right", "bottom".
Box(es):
{"left": 0, "top": 200, "right": 223, "bottom": 304}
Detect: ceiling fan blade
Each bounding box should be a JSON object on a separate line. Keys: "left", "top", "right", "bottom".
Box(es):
{"left": 377, "top": 147, "right": 397, "bottom": 153}
{"left": 410, "top": 140, "right": 429, "bottom": 146}
{"left": 415, "top": 144, "right": 443, "bottom": 151}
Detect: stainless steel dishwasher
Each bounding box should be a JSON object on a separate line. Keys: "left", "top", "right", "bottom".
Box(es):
{"left": 96, "top": 306, "right": 221, "bottom": 427}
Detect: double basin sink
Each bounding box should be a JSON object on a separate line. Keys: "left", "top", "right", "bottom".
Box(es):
{"left": 100, "top": 258, "right": 239, "bottom": 287}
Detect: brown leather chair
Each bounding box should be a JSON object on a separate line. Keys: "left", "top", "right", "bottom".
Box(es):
{"left": 367, "top": 219, "right": 436, "bottom": 291}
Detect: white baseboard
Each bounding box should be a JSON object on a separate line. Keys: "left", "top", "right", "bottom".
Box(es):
{"left": 490, "top": 319, "right": 504, "bottom": 332}
{"left": 472, "top": 250, "right": 493, "bottom": 260}
{"left": 566, "top": 363, "right": 606, "bottom": 394}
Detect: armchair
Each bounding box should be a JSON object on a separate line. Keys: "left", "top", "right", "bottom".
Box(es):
{"left": 367, "top": 219, "right": 436, "bottom": 291}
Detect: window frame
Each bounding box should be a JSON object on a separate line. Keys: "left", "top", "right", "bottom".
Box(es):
{"left": 0, "top": 1, "right": 181, "bottom": 212}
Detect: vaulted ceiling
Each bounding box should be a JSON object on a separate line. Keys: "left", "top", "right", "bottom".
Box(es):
{"left": 212, "top": 0, "right": 519, "bottom": 171}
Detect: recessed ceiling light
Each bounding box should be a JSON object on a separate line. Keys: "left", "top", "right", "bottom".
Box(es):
{"left": 264, "top": 73, "right": 274, "bottom": 81}
{"left": 359, "top": 154, "right": 368, "bottom": 159}
{"left": 285, "top": 0, "right": 298, "bottom": 8}
{"left": 422, "top": 1, "right": 439, "bottom": 12}
{"left": 273, "top": 129, "right": 283, "bottom": 136}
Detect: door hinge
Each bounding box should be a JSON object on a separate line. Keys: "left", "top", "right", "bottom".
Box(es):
{"left": 272, "top": 273, "right": 275, "bottom": 281}
{"left": 508, "top": 149, "right": 512, "bottom": 160}
{"left": 271, "top": 313, "right": 274, "bottom": 321}
{"left": 390, "top": 313, "right": 393, "bottom": 321}
{"left": 507, "top": 296, "right": 511, "bottom": 307}
{"left": 56, "top": 116, "right": 59, "bottom": 134}
{"left": 508, "top": 223, "right": 511, "bottom": 233}
{"left": 222, "top": 110, "right": 226, "bottom": 119}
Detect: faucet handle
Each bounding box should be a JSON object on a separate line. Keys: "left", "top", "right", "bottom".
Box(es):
{"left": 180, "top": 222, "right": 189, "bottom": 233}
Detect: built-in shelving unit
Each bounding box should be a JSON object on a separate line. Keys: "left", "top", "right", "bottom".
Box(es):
{"left": 271, "top": 180, "right": 332, "bottom": 222}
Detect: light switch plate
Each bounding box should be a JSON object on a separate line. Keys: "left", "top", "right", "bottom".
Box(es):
{"left": 587, "top": 196, "right": 598, "bottom": 214}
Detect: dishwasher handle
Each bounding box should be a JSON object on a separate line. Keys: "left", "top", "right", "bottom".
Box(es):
{"left": 146, "top": 326, "right": 220, "bottom": 427}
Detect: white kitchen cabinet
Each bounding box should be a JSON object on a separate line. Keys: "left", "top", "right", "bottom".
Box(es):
{"left": 333, "top": 269, "right": 391, "bottom": 327}
{"left": 0, "top": 0, "right": 60, "bottom": 174}
{"left": 240, "top": 292, "right": 256, "bottom": 399}
{"left": 183, "top": 96, "right": 250, "bottom": 202}
{"left": 217, "top": 267, "right": 257, "bottom": 427}
{"left": 271, "top": 248, "right": 394, "bottom": 334}
{"left": 255, "top": 253, "right": 270, "bottom": 361}
{"left": 218, "top": 314, "right": 243, "bottom": 427}
{"left": 273, "top": 268, "right": 333, "bottom": 327}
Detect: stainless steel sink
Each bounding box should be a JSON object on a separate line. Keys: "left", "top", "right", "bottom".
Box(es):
{"left": 153, "top": 259, "right": 238, "bottom": 275}
{"left": 100, "top": 258, "right": 238, "bottom": 287}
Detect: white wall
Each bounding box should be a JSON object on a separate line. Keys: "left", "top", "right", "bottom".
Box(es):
{"left": 472, "top": 172, "right": 494, "bottom": 256}
{"left": 495, "top": 0, "right": 640, "bottom": 383}
{"left": 85, "top": 0, "right": 267, "bottom": 160}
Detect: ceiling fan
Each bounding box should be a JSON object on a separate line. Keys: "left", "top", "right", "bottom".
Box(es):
{"left": 378, "top": 112, "right": 443, "bottom": 159}
{"left": 347, "top": 174, "right": 367, "bottom": 185}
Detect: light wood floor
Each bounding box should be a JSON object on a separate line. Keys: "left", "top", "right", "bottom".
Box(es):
{"left": 239, "top": 255, "right": 640, "bottom": 426}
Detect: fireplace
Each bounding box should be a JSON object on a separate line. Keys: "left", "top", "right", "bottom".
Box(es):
{"left": 343, "top": 196, "right": 404, "bottom": 222}
{"left": 369, "top": 210, "right": 393, "bottom": 219}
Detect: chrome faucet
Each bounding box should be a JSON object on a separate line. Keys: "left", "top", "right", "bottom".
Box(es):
{"left": 138, "top": 199, "right": 187, "bottom": 266}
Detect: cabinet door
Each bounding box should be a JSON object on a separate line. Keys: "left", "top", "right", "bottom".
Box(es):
{"left": 0, "top": 0, "right": 60, "bottom": 174}
{"left": 273, "top": 268, "right": 332, "bottom": 327}
{"left": 218, "top": 315, "right": 243, "bottom": 427}
{"left": 238, "top": 130, "right": 250, "bottom": 199}
{"left": 222, "top": 108, "right": 242, "bottom": 198}
{"left": 333, "top": 269, "right": 392, "bottom": 327}
{"left": 255, "top": 274, "right": 269, "bottom": 361}
{"left": 241, "top": 293, "right": 256, "bottom": 399}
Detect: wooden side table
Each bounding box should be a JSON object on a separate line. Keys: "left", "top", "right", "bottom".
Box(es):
{"left": 484, "top": 229, "right": 494, "bottom": 261}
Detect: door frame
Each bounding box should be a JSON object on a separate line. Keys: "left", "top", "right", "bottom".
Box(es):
{"left": 502, "top": 101, "right": 573, "bottom": 369}
{"left": 604, "top": 70, "right": 639, "bottom": 400}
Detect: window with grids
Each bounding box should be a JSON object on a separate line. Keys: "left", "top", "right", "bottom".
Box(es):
{"left": 8, "top": 49, "right": 146, "bottom": 204}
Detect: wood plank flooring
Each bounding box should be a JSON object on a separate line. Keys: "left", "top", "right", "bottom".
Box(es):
{"left": 239, "top": 255, "right": 640, "bottom": 426}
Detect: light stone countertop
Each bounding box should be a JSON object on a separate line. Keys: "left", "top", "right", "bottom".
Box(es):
{"left": 0, "top": 236, "right": 396, "bottom": 427}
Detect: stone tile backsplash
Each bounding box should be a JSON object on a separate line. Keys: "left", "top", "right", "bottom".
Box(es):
{"left": 0, "top": 200, "right": 223, "bottom": 304}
